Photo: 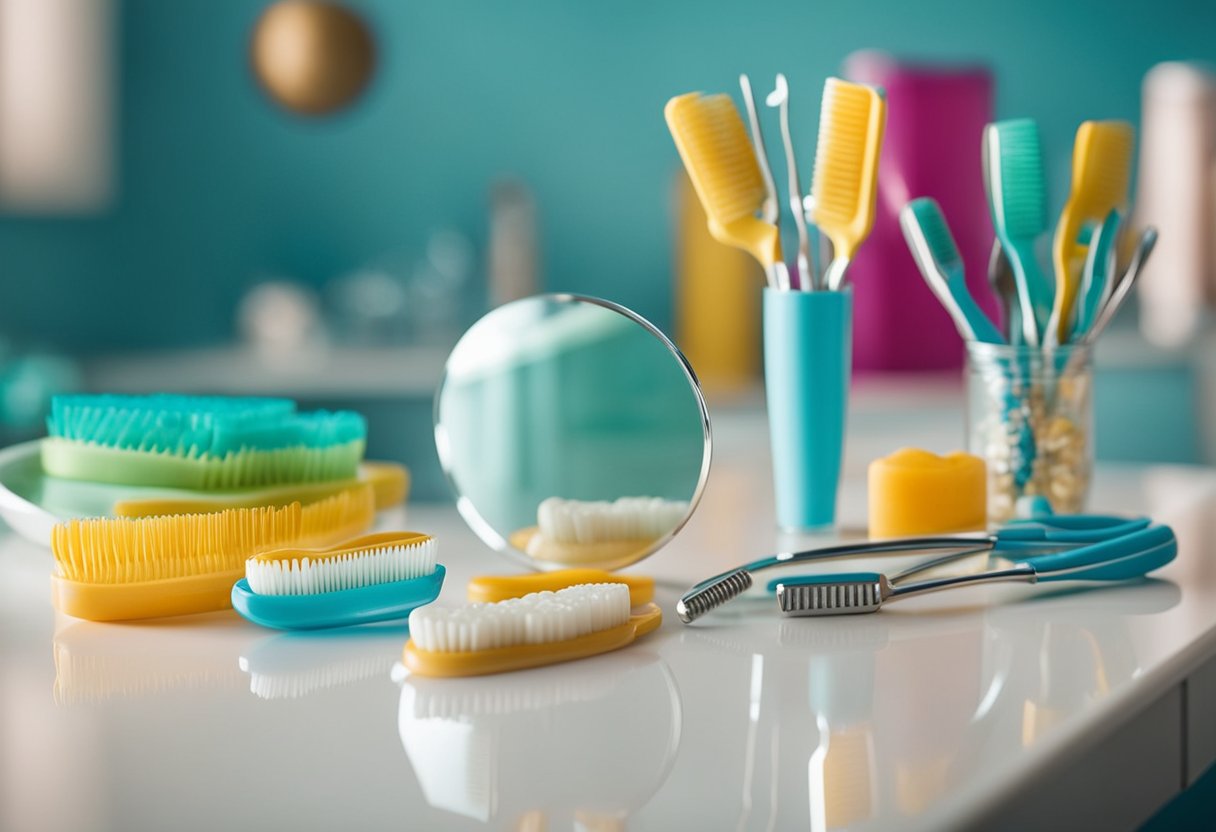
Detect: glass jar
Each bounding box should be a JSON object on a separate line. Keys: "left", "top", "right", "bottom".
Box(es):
{"left": 965, "top": 342, "right": 1093, "bottom": 523}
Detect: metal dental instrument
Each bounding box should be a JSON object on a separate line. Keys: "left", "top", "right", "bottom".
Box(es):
{"left": 675, "top": 513, "right": 1151, "bottom": 624}
{"left": 739, "top": 74, "right": 779, "bottom": 227}
{"left": 766, "top": 73, "right": 813, "bottom": 290}
{"left": 775, "top": 524, "right": 1175, "bottom": 617}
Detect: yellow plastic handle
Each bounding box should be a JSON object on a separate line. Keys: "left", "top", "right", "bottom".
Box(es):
{"left": 51, "top": 570, "right": 241, "bottom": 622}
{"left": 466, "top": 569, "right": 654, "bottom": 606}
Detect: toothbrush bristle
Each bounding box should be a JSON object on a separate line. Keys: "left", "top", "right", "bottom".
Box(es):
{"left": 537, "top": 496, "right": 689, "bottom": 544}
{"left": 408, "top": 583, "right": 632, "bottom": 653}
{"left": 1073, "top": 121, "right": 1134, "bottom": 216}
{"left": 665, "top": 93, "right": 767, "bottom": 228}
{"left": 245, "top": 537, "right": 436, "bottom": 596}
{"left": 907, "top": 198, "right": 962, "bottom": 272}
{"left": 990, "top": 118, "right": 1048, "bottom": 238}
{"left": 810, "top": 78, "right": 884, "bottom": 234}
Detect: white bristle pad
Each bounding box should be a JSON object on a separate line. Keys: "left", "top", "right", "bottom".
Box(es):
{"left": 536, "top": 497, "right": 689, "bottom": 544}
{"left": 246, "top": 539, "right": 437, "bottom": 596}
{"left": 408, "top": 583, "right": 632, "bottom": 653}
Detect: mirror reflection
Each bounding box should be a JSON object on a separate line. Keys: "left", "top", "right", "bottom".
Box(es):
{"left": 435, "top": 294, "right": 709, "bottom": 571}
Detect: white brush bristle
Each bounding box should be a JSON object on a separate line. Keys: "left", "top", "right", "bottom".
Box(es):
{"left": 537, "top": 496, "right": 688, "bottom": 544}
{"left": 246, "top": 539, "right": 437, "bottom": 596}
{"left": 408, "top": 583, "right": 631, "bottom": 653}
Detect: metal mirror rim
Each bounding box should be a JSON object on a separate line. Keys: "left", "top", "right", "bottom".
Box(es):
{"left": 432, "top": 292, "right": 713, "bottom": 570}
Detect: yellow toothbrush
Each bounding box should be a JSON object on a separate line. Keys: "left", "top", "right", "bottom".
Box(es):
{"left": 809, "top": 78, "right": 887, "bottom": 291}
{"left": 1049, "top": 120, "right": 1134, "bottom": 343}
{"left": 665, "top": 92, "right": 788, "bottom": 290}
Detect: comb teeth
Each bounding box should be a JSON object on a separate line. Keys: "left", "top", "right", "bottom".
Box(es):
{"left": 811, "top": 79, "right": 883, "bottom": 228}
{"left": 1073, "top": 121, "right": 1134, "bottom": 216}
{"left": 989, "top": 119, "right": 1048, "bottom": 238}
{"left": 776, "top": 577, "right": 886, "bottom": 616}
{"left": 907, "top": 198, "right": 961, "bottom": 271}
{"left": 665, "top": 93, "right": 767, "bottom": 227}
{"left": 676, "top": 567, "right": 752, "bottom": 623}
{"left": 51, "top": 486, "right": 375, "bottom": 584}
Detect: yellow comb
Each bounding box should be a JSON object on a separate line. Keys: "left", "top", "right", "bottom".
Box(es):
{"left": 809, "top": 78, "right": 887, "bottom": 291}
{"left": 112, "top": 460, "right": 408, "bottom": 517}
{"left": 1050, "top": 120, "right": 1134, "bottom": 342}
{"left": 50, "top": 485, "right": 375, "bottom": 622}
{"left": 466, "top": 568, "right": 655, "bottom": 607}
{"left": 665, "top": 92, "right": 784, "bottom": 288}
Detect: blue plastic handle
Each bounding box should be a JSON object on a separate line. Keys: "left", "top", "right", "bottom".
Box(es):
{"left": 231, "top": 564, "right": 445, "bottom": 630}
{"left": 1045, "top": 540, "right": 1176, "bottom": 582}
{"left": 996, "top": 514, "right": 1151, "bottom": 544}
{"left": 1073, "top": 210, "right": 1121, "bottom": 341}
{"left": 1016, "top": 526, "right": 1176, "bottom": 579}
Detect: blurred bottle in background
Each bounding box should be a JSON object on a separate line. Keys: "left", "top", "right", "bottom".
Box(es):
{"left": 672, "top": 173, "right": 762, "bottom": 397}
{"left": 0, "top": 340, "right": 78, "bottom": 443}
{"left": 1136, "top": 62, "right": 1216, "bottom": 348}
{"left": 845, "top": 52, "right": 997, "bottom": 373}
{"left": 488, "top": 178, "right": 540, "bottom": 308}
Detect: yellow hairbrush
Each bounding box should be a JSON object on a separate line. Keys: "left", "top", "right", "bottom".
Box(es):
{"left": 50, "top": 485, "right": 375, "bottom": 622}
{"left": 665, "top": 92, "right": 787, "bottom": 290}
{"left": 809, "top": 78, "right": 887, "bottom": 291}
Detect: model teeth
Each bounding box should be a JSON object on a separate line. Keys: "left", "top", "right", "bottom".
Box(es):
{"left": 537, "top": 496, "right": 688, "bottom": 544}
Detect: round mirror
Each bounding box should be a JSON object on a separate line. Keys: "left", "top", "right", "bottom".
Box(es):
{"left": 435, "top": 294, "right": 710, "bottom": 571}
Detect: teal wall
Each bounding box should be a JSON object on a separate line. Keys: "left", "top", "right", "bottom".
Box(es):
{"left": 2, "top": 0, "right": 1215, "bottom": 351}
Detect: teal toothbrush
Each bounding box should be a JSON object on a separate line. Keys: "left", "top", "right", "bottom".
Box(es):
{"left": 983, "top": 119, "right": 1053, "bottom": 346}
{"left": 900, "top": 198, "right": 1004, "bottom": 343}
{"left": 1071, "top": 210, "right": 1120, "bottom": 341}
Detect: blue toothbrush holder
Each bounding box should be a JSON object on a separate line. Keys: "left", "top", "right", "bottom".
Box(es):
{"left": 763, "top": 288, "right": 852, "bottom": 531}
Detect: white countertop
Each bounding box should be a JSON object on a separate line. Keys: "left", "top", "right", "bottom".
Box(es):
{"left": 3, "top": 400, "right": 1216, "bottom": 831}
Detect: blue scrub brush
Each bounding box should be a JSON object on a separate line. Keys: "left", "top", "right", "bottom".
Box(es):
{"left": 231, "top": 531, "right": 444, "bottom": 630}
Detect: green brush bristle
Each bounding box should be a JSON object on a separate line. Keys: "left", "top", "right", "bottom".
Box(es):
{"left": 991, "top": 118, "right": 1047, "bottom": 239}
{"left": 908, "top": 198, "right": 961, "bottom": 273}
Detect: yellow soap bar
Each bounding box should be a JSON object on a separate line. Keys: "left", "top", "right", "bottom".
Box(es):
{"left": 868, "top": 448, "right": 986, "bottom": 539}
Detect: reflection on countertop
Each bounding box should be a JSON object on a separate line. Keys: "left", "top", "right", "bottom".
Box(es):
{"left": 239, "top": 623, "right": 409, "bottom": 701}
{"left": 397, "top": 650, "right": 681, "bottom": 828}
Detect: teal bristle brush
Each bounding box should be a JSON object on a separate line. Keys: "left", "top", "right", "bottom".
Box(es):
{"left": 42, "top": 394, "right": 366, "bottom": 489}
{"left": 983, "top": 119, "right": 1053, "bottom": 346}
{"left": 899, "top": 198, "right": 1004, "bottom": 344}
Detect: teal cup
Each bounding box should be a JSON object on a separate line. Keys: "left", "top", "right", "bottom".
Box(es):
{"left": 763, "top": 288, "right": 852, "bottom": 531}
